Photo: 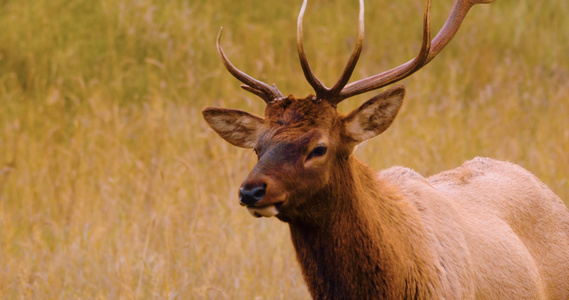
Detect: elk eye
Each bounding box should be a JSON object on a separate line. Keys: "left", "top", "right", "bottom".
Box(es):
{"left": 307, "top": 146, "right": 327, "bottom": 160}
{"left": 253, "top": 148, "right": 259, "bottom": 157}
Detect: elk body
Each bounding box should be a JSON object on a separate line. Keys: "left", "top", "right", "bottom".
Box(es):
{"left": 202, "top": 0, "right": 569, "bottom": 298}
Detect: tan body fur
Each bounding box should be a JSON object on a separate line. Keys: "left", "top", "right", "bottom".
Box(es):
{"left": 368, "top": 157, "right": 569, "bottom": 299}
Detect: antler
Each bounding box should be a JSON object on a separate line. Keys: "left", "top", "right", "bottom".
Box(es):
{"left": 217, "top": 28, "right": 285, "bottom": 103}
{"left": 297, "top": 0, "right": 495, "bottom": 104}
{"left": 297, "top": 0, "right": 365, "bottom": 103}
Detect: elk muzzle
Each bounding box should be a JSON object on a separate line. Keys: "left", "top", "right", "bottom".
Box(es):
{"left": 239, "top": 178, "right": 286, "bottom": 218}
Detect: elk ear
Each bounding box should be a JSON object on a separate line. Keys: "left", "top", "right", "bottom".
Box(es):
{"left": 343, "top": 85, "right": 405, "bottom": 143}
{"left": 202, "top": 107, "right": 264, "bottom": 148}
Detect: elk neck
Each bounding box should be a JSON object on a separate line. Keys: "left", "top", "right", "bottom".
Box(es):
{"left": 287, "top": 155, "right": 441, "bottom": 299}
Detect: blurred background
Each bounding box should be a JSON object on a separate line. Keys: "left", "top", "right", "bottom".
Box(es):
{"left": 0, "top": 0, "right": 567, "bottom": 298}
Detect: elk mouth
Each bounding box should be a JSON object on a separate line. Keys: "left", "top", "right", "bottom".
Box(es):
{"left": 246, "top": 202, "right": 284, "bottom": 218}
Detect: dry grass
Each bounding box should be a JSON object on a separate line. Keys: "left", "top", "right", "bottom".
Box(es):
{"left": 0, "top": 0, "right": 567, "bottom": 298}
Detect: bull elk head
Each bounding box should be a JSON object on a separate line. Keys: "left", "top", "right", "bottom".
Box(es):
{"left": 203, "top": 0, "right": 494, "bottom": 220}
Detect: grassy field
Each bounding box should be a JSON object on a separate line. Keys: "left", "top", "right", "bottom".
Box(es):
{"left": 0, "top": 0, "right": 567, "bottom": 298}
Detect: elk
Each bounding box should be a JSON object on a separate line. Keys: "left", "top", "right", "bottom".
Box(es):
{"left": 202, "top": 0, "right": 569, "bottom": 298}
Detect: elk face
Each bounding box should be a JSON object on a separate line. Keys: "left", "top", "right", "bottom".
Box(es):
{"left": 202, "top": 86, "right": 404, "bottom": 221}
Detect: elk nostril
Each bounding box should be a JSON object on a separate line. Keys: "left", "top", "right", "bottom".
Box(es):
{"left": 253, "top": 185, "right": 266, "bottom": 199}
{"left": 239, "top": 183, "right": 266, "bottom": 206}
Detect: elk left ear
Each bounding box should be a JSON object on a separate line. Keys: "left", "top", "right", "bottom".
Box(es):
{"left": 343, "top": 85, "right": 405, "bottom": 143}
{"left": 202, "top": 107, "right": 264, "bottom": 148}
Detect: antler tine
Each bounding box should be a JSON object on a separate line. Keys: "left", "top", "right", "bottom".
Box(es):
{"left": 339, "top": 0, "right": 494, "bottom": 100}
{"left": 297, "top": 0, "right": 365, "bottom": 103}
{"left": 328, "top": 0, "right": 365, "bottom": 103}
{"left": 427, "top": 0, "right": 495, "bottom": 62}
{"left": 217, "top": 28, "right": 284, "bottom": 103}
{"left": 297, "top": 0, "right": 328, "bottom": 98}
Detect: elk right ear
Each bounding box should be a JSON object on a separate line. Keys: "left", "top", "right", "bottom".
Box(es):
{"left": 343, "top": 86, "right": 405, "bottom": 143}
{"left": 202, "top": 107, "right": 264, "bottom": 148}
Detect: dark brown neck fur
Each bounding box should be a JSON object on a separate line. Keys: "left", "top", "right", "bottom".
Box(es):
{"left": 288, "top": 157, "right": 442, "bottom": 299}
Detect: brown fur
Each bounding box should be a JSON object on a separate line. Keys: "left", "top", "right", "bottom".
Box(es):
{"left": 203, "top": 86, "right": 569, "bottom": 299}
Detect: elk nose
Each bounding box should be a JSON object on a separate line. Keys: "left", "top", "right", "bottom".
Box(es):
{"left": 239, "top": 183, "right": 266, "bottom": 206}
